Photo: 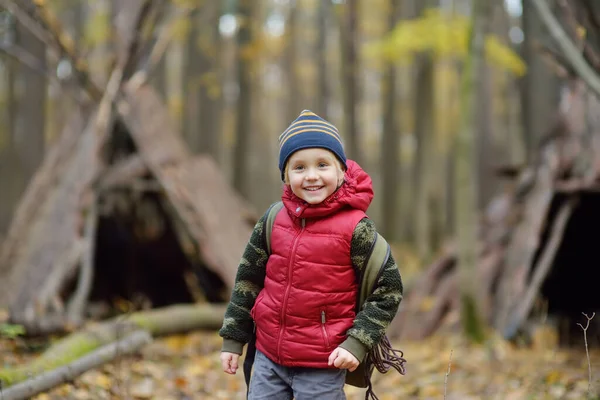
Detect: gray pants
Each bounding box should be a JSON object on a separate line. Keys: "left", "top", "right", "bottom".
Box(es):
{"left": 248, "top": 349, "right": 347, "bottom": 400}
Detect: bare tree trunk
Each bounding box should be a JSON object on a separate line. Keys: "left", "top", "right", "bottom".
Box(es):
{"left": 285, "top": 3, "right": 299, "bottom": 122}
{"left": 0, "top": 15, "right": 47, "bottom": 234}
{"left": 340, "top": 0, "right": 361, "bottom": 165}
{"left": 476, "top": 58, "right": 495, "bottom": 209}
{"left": 413, "top": 57, "right": 434, "bottom": 260}
{"left": 233, "top": 0, "right": 252, "bottom": 198}
{"left": 455, "top": 0, "right": 491, "bottom": 343}
{"left": 521, "top": 0, "right": 560, "bottom": 161}
{"left": 380, "top": 0, "right": 401, "bottom": 241}
{"left": 412, "top": 0, "right": 437, "bottom": 260}
{"left": 183, "top": 2, "right": 222, "bottom": 156}
{"left": 316, "top": 0, "right": 330, "bottom": 119}
{"left": 197, "top": 1, "right": 222, "bottom": 159}
{"left": 0, "top": 54, "right": 19, "bottom": 235}
{"left": 13, "top": 17, "right": 46, "bottom": 177}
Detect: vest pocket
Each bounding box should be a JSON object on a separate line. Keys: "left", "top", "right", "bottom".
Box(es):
{"left": 320, "top": 310, "right": 331, "bottom": 349}
{"left": 251, "top": 292, "right": 264, "bottom": 320}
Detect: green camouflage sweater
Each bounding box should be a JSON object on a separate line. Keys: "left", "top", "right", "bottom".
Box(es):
{"left": 219, "top": 214, "right": 403, "bottom": 363}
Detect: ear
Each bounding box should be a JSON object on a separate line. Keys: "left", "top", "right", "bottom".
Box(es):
{"left": 337, "top": 170, "right": 345, "bottom": 186}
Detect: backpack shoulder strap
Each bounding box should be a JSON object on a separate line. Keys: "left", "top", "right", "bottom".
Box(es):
{"left": 346, "top": 231, "right": 392, "bottom": 389}
{"left": 264, "top": 201, "right": 284, "bottom": 255}
{"left": 358, "top": 232, "right": 391, "bottom": 310}
{"left": 245, "top": 201, "right": 283, "bottom": 398}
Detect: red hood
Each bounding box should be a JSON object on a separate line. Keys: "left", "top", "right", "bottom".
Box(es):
{"left": 282, "top": 160, "right": 374, "bottom": 219}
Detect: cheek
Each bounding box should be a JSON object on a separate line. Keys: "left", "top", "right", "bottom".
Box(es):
{"left": 288, "top": 175, "right": 302, "bottom": 190}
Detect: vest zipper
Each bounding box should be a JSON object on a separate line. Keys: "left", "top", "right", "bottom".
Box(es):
{"left": 321, "top": 310, "right": 330, "bottom": 348}
{"left": 276, "top": 217, "right": 305, "bottom": 362}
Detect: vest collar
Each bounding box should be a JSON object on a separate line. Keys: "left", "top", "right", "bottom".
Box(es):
{"left": 282, "top": 159, "right": 373, "bottom": 219}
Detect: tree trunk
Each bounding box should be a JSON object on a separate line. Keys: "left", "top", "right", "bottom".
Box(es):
{"left": 316, "top": 0, "right": 330, "bottom": 119}
{"left": 0, "top": 304, "right": 226, "bottom": 387}
{"left": 413, "top": 56, "right": 434, "bottom": 260}
{"left": 233, "top": 0, "right": 252, "bottom": 198}
{"left": 380, "top": 0, "right": 401, "bottom": 241}
{"left": 196, "top": 1, "right": 222, "bottom": 160}
{"left": 0, "top": 14, "right": 46, "bottom": 235}
{"left": 412, "top": 0, "right": 437, "bottom": 260}
{"left": 521, "top": 0, "right": 560, "bottom": 161}
{"left": 454, "top": 0, "right": 492, "bottom": 343}
{"left": 285, "top": 3, "right": 299, "bottom": 122}
{"left": 13, "top": 15, "right": 46, "bottom": 178}
{"left": 340, "top": 0, "right": 361, "bottom": 165}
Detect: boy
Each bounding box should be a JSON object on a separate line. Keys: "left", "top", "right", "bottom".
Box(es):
{"left": 219, "top": 110, "right": 403, "bottom": 399}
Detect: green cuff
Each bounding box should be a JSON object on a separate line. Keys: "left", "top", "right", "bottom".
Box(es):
{"left": 222, "top": 339, "right": 244, "bottom": 355}
{"left": 339, "top": 336, "right": 368, "bottom": 364}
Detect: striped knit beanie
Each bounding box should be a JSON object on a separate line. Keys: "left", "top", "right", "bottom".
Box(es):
{"left": 278, "top": 110, "right": 347, "bottom": 180}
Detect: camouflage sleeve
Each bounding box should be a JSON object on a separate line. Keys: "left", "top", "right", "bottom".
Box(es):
{"left": 339, "top": 218, "right": 404, "bottom": 362}
{"left": 218, "top": 214, "right": 269, "bottom": 353}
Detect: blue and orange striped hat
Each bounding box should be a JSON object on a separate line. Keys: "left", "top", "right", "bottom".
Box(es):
{"left": 278, "top": 110, "right": 347, "bottom": 180}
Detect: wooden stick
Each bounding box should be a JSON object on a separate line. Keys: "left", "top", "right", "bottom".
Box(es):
{"left": 129, "top": 4, "right": 196, "bottom": 90}
{"left": 503, "top": 197, "right": 576, "bottom": 338}
{"left": 66, "top": 198, "right": 98, "bottom": 325}
{"left": 0, "top": 330, "right": 152, "bottom": 400}
{"left": 532, "top": 0, "right": 600, "bottom": 98}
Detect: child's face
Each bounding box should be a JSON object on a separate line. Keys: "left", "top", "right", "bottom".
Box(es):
{"left": 285, "top": 148, "right": 345, "bottom": 205}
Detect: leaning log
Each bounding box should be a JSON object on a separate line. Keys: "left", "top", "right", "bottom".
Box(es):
{"left": 0, "top": 303, "right": 226, "bottom": 387}
{"left": 388, "top": 78, "right": 599, "bottom": 342}
{"left": 120, "top": 83, "right": 257, "bottom": 289}
{"left": 0, "top": 109, "right": 89, "bottom": 307}
{"left": 0, "top": 330, "right": 152, "bottom": 400}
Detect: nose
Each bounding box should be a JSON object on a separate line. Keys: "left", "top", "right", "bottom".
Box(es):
{"left": 305, "top": 167, "right": 318, "bottom": 180}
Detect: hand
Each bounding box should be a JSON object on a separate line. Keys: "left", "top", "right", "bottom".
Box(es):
{"left": 328, "top": 347, "right": 359, "bottom": 372}
{"left": 221, "top": 352, "right": 240, "bottom": 375}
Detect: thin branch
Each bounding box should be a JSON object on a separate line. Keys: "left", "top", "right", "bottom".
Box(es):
{"left": 532, "top": 0, "right": 600, "bottom": 98}
{"left": 577, "top": 312, "right": 595, "bottom": 399}
{"left": 66, "top": 198, "right": 97, "bottom": 325}
{"left": 117, "top": 0, "right": 156, "bottom": 79}
{"left": 504, "top": 198, "right": 576, "bottom": 337}
{"left": 536, "top": 40, "right": 577, "bottom": 77}
{"left": 443, "top": 349, "right": 453, "bottom": 400}
{"left": 0, "top": 0, "right": 103, "bottom": 100}
{"left": 30, "top": 0, "right": 103, "bottom": 100}
{"left": 129, "top": 5, "right": 196, "bottom": 90}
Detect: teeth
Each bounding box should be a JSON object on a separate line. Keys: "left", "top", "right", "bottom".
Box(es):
{"left": 305, "top": 187, "right": 322, "bottom": 191}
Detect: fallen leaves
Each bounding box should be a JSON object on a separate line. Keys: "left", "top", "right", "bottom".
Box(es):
{"left": 0, "top": 329, "right": 594, "bottom": 400}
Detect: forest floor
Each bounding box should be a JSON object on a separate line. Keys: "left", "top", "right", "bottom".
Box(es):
{"left": 1, "top": 324, "right": 599, "bottom": 400}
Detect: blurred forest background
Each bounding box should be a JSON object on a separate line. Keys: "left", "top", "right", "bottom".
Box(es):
{"left": 2, "top": 0, "right": 600, "bottom": 399}
{"left": 0, "top": 0, "right": 541, "bottom": 262}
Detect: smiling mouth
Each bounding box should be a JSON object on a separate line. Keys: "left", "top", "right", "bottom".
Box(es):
{"left": 304, "top": 186, "right": 323, "bottom": 192}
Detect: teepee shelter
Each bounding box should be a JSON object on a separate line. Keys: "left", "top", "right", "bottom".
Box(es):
{"left": 389, "top": 78, "right": 600, "bottom": 346}
{"left": 0, "top": 83, "right": 255, "bottom": 336}
{"left": 0, "top": 0, "right": 258, "bottom": 336}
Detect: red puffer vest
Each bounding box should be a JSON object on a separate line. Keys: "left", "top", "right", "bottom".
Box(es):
{"left": 251, "top": 160, "right": 374, "bottom": 368}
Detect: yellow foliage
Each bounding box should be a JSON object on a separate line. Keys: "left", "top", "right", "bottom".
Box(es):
{"left": 84, "top": 9, "right": 110, "bottom": 48}
{"left": 170, "top": 16, "right": 192, "bottom": 42}
{"left": 367, "top": 8, "right": 526, "bottom": 76}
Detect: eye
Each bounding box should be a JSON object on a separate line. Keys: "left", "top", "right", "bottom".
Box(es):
{"left": 293, "top": 165, "right": 304, "bottom": 171}
{"left": 318, "top": 162, "right": 329, "bottom": 168}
